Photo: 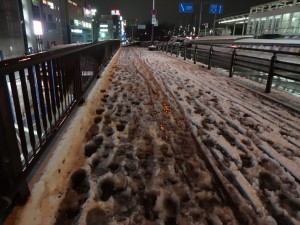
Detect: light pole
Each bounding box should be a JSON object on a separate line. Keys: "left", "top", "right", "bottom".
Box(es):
{"left": 198, "top": 2, "right": 202, "bottom": 36}
{"left": 197, "top": 2, "right": 213, "bottom": 36}
{"left": 151, "top": 0, "right": 155, "bottom": 43}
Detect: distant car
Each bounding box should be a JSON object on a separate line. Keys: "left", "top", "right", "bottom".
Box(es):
{"left": 148, "top": 45, "right": 156, "bottom": 51}
{"left": 121, "top": 40, "right": 129, "bottom": 46}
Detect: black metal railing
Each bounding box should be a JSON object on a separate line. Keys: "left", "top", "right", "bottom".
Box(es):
{"left": 0, "top": 40, "right": 120, "bottom": 217}
{"left": 156, "top": 41, "right": 300, "bottom": 93}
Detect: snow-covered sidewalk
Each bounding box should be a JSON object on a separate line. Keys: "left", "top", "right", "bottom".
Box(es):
{"left": 6, "top": 47, "right": 300, "bottom": 225}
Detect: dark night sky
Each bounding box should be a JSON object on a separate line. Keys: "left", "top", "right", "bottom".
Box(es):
{"left": 90, "top": 0, "right": 271, "bottom": 26}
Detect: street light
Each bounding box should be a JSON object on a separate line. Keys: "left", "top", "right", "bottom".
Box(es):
{"left": 33, "top": 20, "right": 43, "bottom": 52}
{"left": 198, "top": 2, "right": 202, "bottom": 35}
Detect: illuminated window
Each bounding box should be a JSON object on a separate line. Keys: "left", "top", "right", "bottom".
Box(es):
{"left": 71, "top": 29, "right": 83, "bottom": 33}
{"left": 33, "top": 20, "right": 43, "bottom": 35}
{"left": 68, "top": 0, "right": 77, "bottom": 6}
{"left": 43, "top": 0, "right": 54, "bottom": 9}
{"left": 74, "top": 19, "right": 79, "bottom": 26}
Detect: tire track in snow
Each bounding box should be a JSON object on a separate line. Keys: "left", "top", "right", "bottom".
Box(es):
{"left": 133, "top": 47, "right": 300, "bottom": 225}
{"left": 55, "top": 47, "right": 246, "bottom": 225}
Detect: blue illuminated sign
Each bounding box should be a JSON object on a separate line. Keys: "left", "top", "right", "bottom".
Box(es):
{"left": 179, "top": 3, "right": 194, "bottom": 13}
{"left": 209, "top": 4, "right": 224, "bottom": 14}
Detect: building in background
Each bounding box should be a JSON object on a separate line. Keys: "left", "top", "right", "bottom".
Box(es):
{"left": 67, "top": 0, "right": 93, "bottom": 43}
{"left": 0, "top": 0, "right": 26, "bottom": 59}
{"left": 99, "top": 15, "right": 114, "bottom": 40}
{"left": 247, "top": 0, "right": 300, "bottom": 36}
{"left": 98, "top": 10, "right": 125, "bottom": 41}
{"left": 217, "top": 12, "right": 249, "bottom": 36}
{"left": 111, "top": 10, "right": 125, "bottom": 39}
{"left": 40, "top": 0, "right": 64, "bottom": 49}
{"left": 0, "top": 0, "right": 99, "bottom": 59}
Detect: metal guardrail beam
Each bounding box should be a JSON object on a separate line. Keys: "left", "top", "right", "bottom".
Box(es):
{"left": 152, "top": 41, "right": 300, "bottom": 94}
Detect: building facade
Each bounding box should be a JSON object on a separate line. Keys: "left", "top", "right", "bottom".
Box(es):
{"left": 40, "top": 0, "right": 64, "bottom": 49}
{"left": 247, "top": 0, "right": 300, "bottom": 36}
{"left": 217, "top": 12, "right": 249, "bottom": 36}
{"left": 98, "top": 10, "right": 124, "bottom": 41}
{"left": 99, "top": 15, "right": 114, "bottom": 41}
{"left": 1, "top": 0, "right": 125, "bottom": 59}
{"left": 67, "top": 0, "right": 93, "bottom": 43}
{"left": 0, "top": 0, "right": 26, "bottom": 59}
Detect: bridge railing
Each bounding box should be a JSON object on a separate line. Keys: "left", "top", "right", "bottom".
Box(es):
{"left": 156, "top": 42, "right": 300, "bottom": 93}
{"left": 0, "top": 40, "right": 120, "bottom": 218}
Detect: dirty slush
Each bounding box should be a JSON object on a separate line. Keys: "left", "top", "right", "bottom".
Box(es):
{"left": 54, "top": 47, "right": 300, "bottom": 225}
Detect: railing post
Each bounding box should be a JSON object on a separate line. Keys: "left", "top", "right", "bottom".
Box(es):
{"left": 0, "top": 75, "right": 29, "bottom": 210}
{"left": 194, "top": 44, "right": 197, "bottom": 64}
{"left": 208, "top": 46, "right": 213, "bottom": 69}
{"left": 72, "top": 53, "right": 83, "bottom": 102}
{"left": 229, "top": 48, "right": 236, "bottom": 77}
{"left": 176, "top": 44, "right": 180, "bottom": 57}
{"left": 184, "top": 45, "right": 187, "bottom": 60}
{"left": 166, "top": 43, "right": 168, "bottom": 53}
{"left": 171, "top": 43, "right": 174, "bottom": 55}
{"left": 266, "top": 52, "right": 277, "bottom": 93}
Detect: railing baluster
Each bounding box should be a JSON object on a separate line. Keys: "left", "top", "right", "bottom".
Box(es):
{"left": 27, "top": 66, "right": 42, "bottom": 143}
{"left": 56, "top": 59, "right": 64, "bottom": 114}
{"left": 59, "top": 57, "right": 68, "bottom": 111}
{"left": 41, "top": 62, "right": 53, "bottom": 126}
{"left": 19, "top": 70, "right": 36, "bottom": 154}
{"left": 0, "top": 74, "right": 27, "bottom": 208}
{"left": 47, "top": 60, "right": 58, "bottom": 122}
{"left": 34, "top": 64, "right": 48, "bottom": 134}
{"left": 75, "top": 54, "right": 83, "bottom": 101}
{"left": 0, "top": 75, "right": 23, "bottom": 175}
{"left": 8, "top": 72, "right": 29, "bottom": 165}
{"left": 51, "top": 59, "right": 61, "bottom": 116}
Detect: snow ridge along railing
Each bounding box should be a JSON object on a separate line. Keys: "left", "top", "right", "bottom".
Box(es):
{"left": 0, "top": 40, "right": 120, "bottom": 219}
{"left": 155, "top": 41, "right": 300, "bottom": 94}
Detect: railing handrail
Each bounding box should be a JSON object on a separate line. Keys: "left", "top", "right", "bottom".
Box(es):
{"left": 154, "top": 40, "right": 300, "bottom": 94}
{"left": 0, "top": 40, "right": 118, "bottom": 75}
{"left": 0, "top": 40, "right": 120, "bottom": 220}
